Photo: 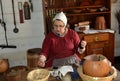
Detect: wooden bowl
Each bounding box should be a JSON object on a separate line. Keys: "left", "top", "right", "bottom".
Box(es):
{"left": 77, "top": 66, "right": 116, "bottom": 81}
{"left": 0, "top": 59, "right": 9, "bottom": 73}
{"left": 90, "top": 9, "right": 97, "bottom": 12}
{"left": 73, "top": 10, "right": 81, "bottom": 14}
{"left": 5, "top": 66, "right": 28, "bottom": 81}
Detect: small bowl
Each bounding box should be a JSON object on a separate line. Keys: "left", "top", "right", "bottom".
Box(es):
{"left": 73, "top": 10, "right": 82, "bottom": 14}
{"left": 90, "top": 9, "right": 97, "bottom": 12}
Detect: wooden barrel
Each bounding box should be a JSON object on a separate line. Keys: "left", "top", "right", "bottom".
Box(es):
{"left": 27, "top": 48, "right": 41, "bottom": 69}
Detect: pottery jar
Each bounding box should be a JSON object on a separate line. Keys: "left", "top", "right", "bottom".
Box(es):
{"left": 0, "top": 59, "right": 9, "bottom": 73}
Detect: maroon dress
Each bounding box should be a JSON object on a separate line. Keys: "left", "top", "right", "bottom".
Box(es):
{"left": 40, "top": 28, "right": 81, "bottom": 67}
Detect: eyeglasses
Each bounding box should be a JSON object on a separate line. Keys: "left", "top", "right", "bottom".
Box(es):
{"left": 53, "top": 25, "right": 65, "bottom": 28}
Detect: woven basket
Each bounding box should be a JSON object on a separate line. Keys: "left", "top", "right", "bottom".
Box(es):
{"left": 5, "top": 72, "right": 21, "bottom": 81}
{"left": 5, "top": 66, "right": 28, "bottom": 81}
{"left": 27, "top": 69, "right": 50, "bottom": 81}
{"left": 77, "top": 66, "right": 116, "bottom": 81}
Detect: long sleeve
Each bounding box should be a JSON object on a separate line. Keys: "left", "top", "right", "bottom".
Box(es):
{"left": 40, "top": 34, "right": 52, "bottom": 59}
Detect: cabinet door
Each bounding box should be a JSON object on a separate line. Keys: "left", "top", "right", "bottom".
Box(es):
{"left": 86, "top": 41, "right": 109, "bottom": 58}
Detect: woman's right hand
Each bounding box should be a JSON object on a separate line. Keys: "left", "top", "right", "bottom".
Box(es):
{"left": 37, "top": 55, "right": 46, "bottom": 67}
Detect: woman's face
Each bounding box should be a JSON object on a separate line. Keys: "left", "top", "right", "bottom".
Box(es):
{"left": 53, "top": 20, "right": 66, "bottom": 35}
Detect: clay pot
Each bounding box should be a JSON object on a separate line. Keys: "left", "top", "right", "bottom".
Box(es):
{"left": 0, "top": 59, "right": 9, "bottom": 73}
{"left": 83, "top": 54, "right": 110, "bottom": 77}
{"left": 95, "top": 16, "right": 106, "bottom": 30}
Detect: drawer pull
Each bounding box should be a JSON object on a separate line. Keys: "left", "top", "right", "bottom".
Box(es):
{"left": 94, "top": 36, "right": 99, "bottom": 41}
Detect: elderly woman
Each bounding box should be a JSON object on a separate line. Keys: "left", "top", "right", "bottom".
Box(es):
{"left": 38, "top": 12, "right": 87, "bottom": 67}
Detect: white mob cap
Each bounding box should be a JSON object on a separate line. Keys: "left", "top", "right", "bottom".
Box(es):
{"left": 53, "top": 12, "right": 67, "bottom": 26}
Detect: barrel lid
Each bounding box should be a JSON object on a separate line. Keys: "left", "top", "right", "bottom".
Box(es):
{"left": 27, "top": 48, "right": 41, "bottom": 54}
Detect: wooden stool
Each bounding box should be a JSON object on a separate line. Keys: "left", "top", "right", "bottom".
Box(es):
{"left": 27, "top": 48, "right": 41, "bottom": 69}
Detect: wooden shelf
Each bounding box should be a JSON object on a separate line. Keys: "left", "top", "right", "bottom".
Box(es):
{"left": 46, "top": 5, "right": 104, "bottom": 10}
{"left": 43, "top": 0, "right": 111, "bottom": 33}
{"left": 67, "top": 11, "right": 111, "bottom": 16}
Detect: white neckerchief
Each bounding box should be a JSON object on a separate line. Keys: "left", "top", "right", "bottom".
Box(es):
{"left": 52, "top": 28, "right": 68, "bottom": 37}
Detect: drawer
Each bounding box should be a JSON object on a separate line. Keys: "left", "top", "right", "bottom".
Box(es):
{"left": 84, "top": 33, "right": 109, "bottom": 43}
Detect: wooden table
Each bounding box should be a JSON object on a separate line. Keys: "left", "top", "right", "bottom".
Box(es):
{"left": 21, "top": 70, "right": 120, "bottom": 81}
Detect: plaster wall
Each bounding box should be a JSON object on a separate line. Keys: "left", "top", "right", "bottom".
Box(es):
{"left": 111, "top": 1, "right": 120, "bottom": 56}
{"left": 0, "top": 0, "right": 45, "bottom": 67}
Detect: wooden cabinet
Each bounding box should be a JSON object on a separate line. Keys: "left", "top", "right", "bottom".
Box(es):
{"left": 42, "top": 0, "right": 111, "bottom": 34}
{"left": 78, "top": 32, "right": 115, "bottom": 64}
{"left": 42, "top": 0, "right": 114, "bottom": 64}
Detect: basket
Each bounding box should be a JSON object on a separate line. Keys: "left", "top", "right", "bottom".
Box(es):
{"left": 27, "top": 68, "right": 50, "bottom": 81}
{"left": 5, "top": 72, "right": 21, "bottom": 81}
{"left": 5, "top": 66, "right": 28, "bottom": 81}
{"left": 77, "top": 66, "right": 116, "bottom": 81}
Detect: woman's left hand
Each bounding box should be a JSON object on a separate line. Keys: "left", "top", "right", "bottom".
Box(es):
{"left": 81, "top": 40, "right": 87, "bottom": 48}
{"left": 78, "top": 40, "right": 87, "bottom": 54}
